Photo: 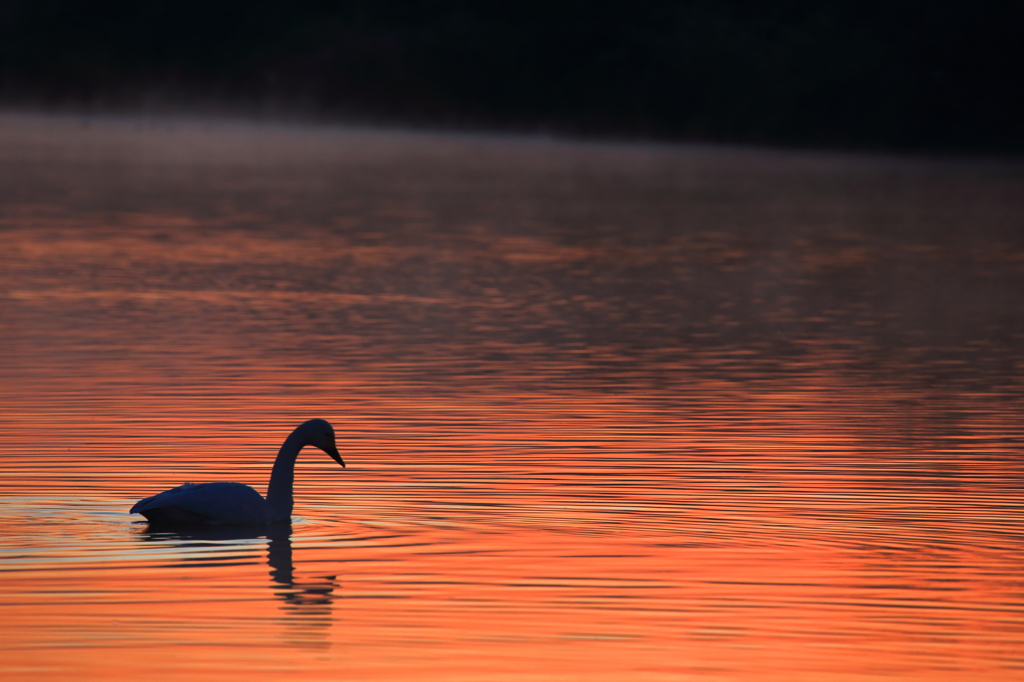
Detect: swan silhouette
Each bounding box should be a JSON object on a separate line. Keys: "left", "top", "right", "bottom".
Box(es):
{"left": 131, "top": 418, "right": 346, "bottom": 525}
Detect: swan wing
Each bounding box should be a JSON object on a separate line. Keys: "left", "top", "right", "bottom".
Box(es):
{"left": 131, "top": 481, "right": 274, "bottom": 525}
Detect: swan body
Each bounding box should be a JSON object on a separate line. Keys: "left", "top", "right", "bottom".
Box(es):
{"left": 131, "top": 418, "right": 345, "bottom": 526}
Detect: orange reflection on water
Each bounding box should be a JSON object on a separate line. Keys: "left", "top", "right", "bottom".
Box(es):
{"left": 1, "top": 113, "right": 1023, "bottom": 680}
{"left": 1, "top": 378, "right": 1022, "bottom": 681}
{"left": 1, "top": 518, "right": 1022, "bottom": 682}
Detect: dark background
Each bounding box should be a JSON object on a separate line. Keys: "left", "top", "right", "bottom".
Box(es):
{"left": 1, "top": 0, "right": 1022, "bottom": 152}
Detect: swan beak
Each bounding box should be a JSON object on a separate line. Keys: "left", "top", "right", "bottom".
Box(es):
{"left": 326, "top": 434, "right": 346, "bottom": 468}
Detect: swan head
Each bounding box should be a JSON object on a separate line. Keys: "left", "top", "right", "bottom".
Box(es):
{"left": 299, "top": 418, "right": 346, "bottom": 468}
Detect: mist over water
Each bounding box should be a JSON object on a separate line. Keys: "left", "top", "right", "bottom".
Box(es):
{"left": 1, "top": 113, "right": 1022, "bottom": 681}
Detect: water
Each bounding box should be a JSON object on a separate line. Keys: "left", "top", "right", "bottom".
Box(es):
{"left": 1, "top": 112, "right": 1023, "bottom": 681}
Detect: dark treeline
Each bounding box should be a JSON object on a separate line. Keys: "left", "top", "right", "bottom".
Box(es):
{"left": 1, "top": 1, "right": 1022, "bottom": 152}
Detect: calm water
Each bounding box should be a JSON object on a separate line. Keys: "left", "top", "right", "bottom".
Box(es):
{"left": 1, "top": 113, "right": 1023, "bottom": 681}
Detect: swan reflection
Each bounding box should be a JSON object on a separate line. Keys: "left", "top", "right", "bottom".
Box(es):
{"left": 136, "top": 522, "right": 339, "bottom": 647}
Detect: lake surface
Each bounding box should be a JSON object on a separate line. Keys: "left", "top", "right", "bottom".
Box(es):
{"left": 1, "top": 112, "right": 1023, "bottom": 681}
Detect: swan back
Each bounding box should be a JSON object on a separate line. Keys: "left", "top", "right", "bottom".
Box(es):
{"left": 131, "top": 482, "right": 275, "bottom": 525}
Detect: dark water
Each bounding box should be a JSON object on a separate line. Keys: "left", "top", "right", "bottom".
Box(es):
{"left": 0, "top": 113, "right": 1022, "bottom": 681}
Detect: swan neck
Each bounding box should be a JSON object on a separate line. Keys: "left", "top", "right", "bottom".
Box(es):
{"left": 266, "top": 430, "right": 304, "bottom": 521}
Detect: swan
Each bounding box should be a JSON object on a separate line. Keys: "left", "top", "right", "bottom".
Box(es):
{"left": 130, "top": 418, "right": 345, "bottom": 525}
